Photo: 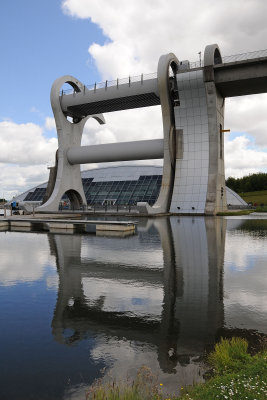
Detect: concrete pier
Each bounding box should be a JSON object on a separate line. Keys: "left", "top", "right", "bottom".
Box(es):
{"left": 2, "top": 216, "right": 137, "bottom": 235}
{"left": 0, "top": 221, "right": 8, "bottom": 231}
{"left": 96, "top": 223, "right": 136, "bottom": 233}
{"left": 10, "top": 221, "right": 32, "bottom": 228}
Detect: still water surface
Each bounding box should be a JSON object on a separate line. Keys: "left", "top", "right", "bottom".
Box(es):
{"left": 0, "top": 217, "right": 266, "bottom": 399}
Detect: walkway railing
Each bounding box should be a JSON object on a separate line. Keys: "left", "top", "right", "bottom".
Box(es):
{"left": 62, "top": 72, "right": 157, "bottom": 95}
{"left": 222, "top": 48, "right": 267, "bottom": 63}
{"left": 61, "top": 48, "right": 267, "bottom": 95}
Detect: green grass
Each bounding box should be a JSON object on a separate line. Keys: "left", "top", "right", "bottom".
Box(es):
{"left": 216, "top": 188, "right": 267, "bottom": 215}
{"left": 216, "top": 210, "right": 253, "bottom": 216}
{"left": 238, "top": 190, "right": 267, "bottom": 205}
{"left": 180, "top": 337, "right": 267, "bottom": 400}
{"left": 217, "top": 189, "right": 267, "bottom": 215}
{"left": 85, "top": 338, "right": 267, "bottom": 400}
{"left": 255, "top": 206, "right": 267, "bottom": 212}
{"left": 180, "top": 365, "right": 267, "bottom": 400}
{"left": 86, "top": 366, "right": 161, "bottom": 400}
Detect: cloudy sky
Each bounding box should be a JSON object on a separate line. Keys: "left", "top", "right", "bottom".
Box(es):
{"left": 1, "top": 0, "right": 267, "bottom": 199}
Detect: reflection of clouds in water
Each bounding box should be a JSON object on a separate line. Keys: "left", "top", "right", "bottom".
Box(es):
{"left": 224, "top": 229, "right": 267, "bottom": 333}
{"left": 82, "top": 278, "right": 163, "bottom": 318}
{"left": 0, "top": 232, "right": 55, "bottom": 286}
{"left": 81, "top": 236, "right": 163, "bottom": 269}
{"left": 63, "top": 384, "right": 92, "bottom": 400}
{"left": 225, "top": 296, "right": 267, "bottom": 333}
{"left": 225, "top": 290, "right": 267, "bottom": 314}
{"left": 90, "top": 337, "right": 205, "bottom": 393}
{"left": 46, "top": 274, "right": 59, "bottom": 290}
{"left": 225, "top": 231, "right": 267, "bottom": 272}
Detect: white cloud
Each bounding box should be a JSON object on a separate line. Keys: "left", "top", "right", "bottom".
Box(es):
{"left": 0, "top": 120, "right": 57, "bottom": 165}
{"left": 224, "top": 90, "right": 267, "bottom": 174}
{"left": 0, "top": 232, "right": 55, "bottom": 286}
{"left": 225, "top": 95, "right": 267, "bottom": 148}
{"left": 0, "top": 120, "right": 57, "bottom": 198}
{"left": 224, "top": 229, "right": 267, "bottom": 330}
{"left": 45, "top": 116, "right": 56, "bottom": 131}
{"left": 82, "top": 106, "right": 162, "bottom": 146}
{"left": 225, "top": 134, "right": 267, "bottom": 178}
{"left": 62, "top": 0, "right": 267, "bottom": 78}
{"left": 0, "top": 163, "right": 50, "bottom": 199}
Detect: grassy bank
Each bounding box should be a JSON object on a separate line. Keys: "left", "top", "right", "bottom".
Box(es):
{"left": 179, "top": 337, "right": 267, "bottom": 400}
{"left": 238, "top": 190, "right": 267, "bottom": 205}
{"left": 217, "top": 210, "right": 253, "bottom": 216}
{"left": 217, "top": 207, "right": 267, "bottom": 216}
{"left": 216, "top": 189, "right": 267, "bottom": 215}
{"left": 85, "top": 338, "right": 266, "bottom": 400}
{"left": 86, "top": 366, "right": 159, "bottom": 400}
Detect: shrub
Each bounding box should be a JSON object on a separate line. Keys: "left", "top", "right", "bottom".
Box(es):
{"left": 208, "top": 337, "right": 251, "bottom": 374}
{"left": 86, "top": 366, "right": 161, "bottom": 400}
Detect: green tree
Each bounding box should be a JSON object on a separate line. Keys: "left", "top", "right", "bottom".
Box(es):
{"left": 226, "top": 173, "right": 267, "bottom": 193}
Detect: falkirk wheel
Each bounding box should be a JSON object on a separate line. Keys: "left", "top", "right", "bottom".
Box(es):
{"left": 37, "top": 44, "right": 232, "bottom": 215}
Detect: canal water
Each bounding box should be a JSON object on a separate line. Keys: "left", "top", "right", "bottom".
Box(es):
{"left": 0, "top": 216, "right": 266, "bottom": 399}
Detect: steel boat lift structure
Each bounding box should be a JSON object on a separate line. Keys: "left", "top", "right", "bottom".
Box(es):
{"left": 37, "top": 43, "right": 259, "bottom": 215}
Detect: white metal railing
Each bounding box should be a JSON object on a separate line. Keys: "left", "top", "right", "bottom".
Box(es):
{"left": 222, "top": 48, "right": 267, "bottom": 63}
{"left": 61, "top": 48, "right": 267, "bottom": 95}
{"left": 190, "top": 48, "right": 267, "bottom": 68}
{"left": 62, "top": 72, "right": 157, "bottom": 95}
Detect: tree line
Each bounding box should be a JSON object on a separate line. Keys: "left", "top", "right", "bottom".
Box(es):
{"left": 226, "top": 173, "right": 267, "bottom": 193}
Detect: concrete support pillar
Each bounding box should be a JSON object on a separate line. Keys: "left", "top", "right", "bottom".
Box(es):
{"left": 169, "top": 44, "right": 227, "bottom": 214}
{"left": 137, "top": 53, "right": 179, "bottom": 214}
{"left": 36, "top": 75, "right": 105, "bottom": 212}
{"left": 204, "top": 45, "right": 227, "bottom": 214}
